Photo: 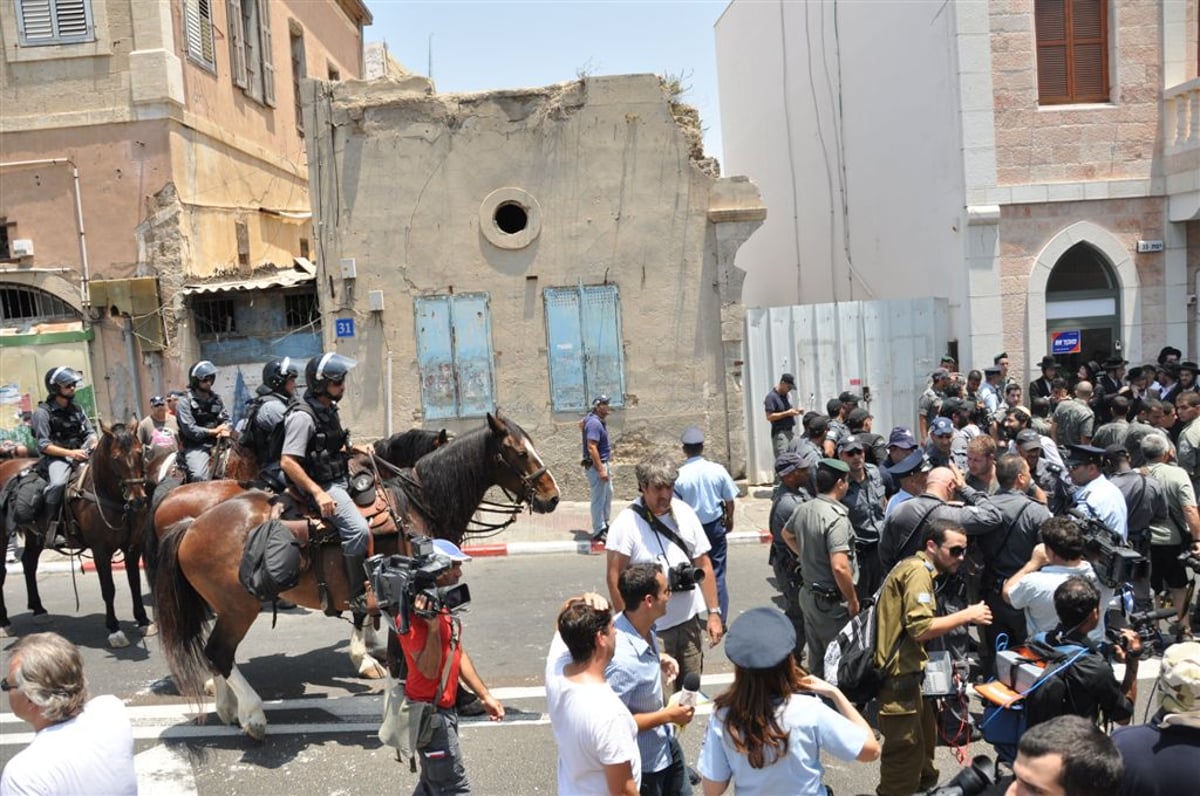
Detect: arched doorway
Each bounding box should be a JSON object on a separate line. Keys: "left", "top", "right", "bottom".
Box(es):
{"left": 1045, "top": 243, "right": 1121, "bottom": 375}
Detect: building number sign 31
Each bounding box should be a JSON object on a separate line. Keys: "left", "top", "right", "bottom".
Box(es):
{"left": 335, "top": 318, "right": 356, "bottom": 338}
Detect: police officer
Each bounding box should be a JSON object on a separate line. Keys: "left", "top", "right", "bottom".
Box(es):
{"left": 1065, "top": 443, "right": 1128, "bottom": 541}
{"left": 838, "top": 435, "right": 887, "bottom": 600}
{"left": 768, "top": 450, "right": 817, "bottom": 662}
{"left": 976, "top": 453, "right": 1053, "bottom": 678}
{"left": 1104, "top": 443, "right": 1164, "bottom": 613}
{"left": 279, "top": 352, "right": 371, "bottom": 611}
{"left": 784, "top": 458, "right": 857, "bottom": 678}
{"left": 884, "top": 444, "right": 932, "bottom": 517}
{"left": 176, "top": 360, "right": 230, "bottom": 482}
{"left": 239, "top": 357, "right": 299, "bottom": 493}
{"left": 31, "top": 367, "right": 96, "bottom": 547}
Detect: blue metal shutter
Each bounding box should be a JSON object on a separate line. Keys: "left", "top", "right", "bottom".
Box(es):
{"left": 544, "top": 285, "right": 624, "bottom": 412}
{"left": 544, "top": 287, "right": 586, "bottom": 411}
{"left": 450, "top": 293, "right": 495, "bottom": 418}
{"left": 581, "top": 285, "right": 624, "bottom": 405}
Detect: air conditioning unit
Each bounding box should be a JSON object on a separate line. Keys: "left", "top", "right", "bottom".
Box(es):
{"left": 10, "top": 239, "right": 34, "bottom": 257}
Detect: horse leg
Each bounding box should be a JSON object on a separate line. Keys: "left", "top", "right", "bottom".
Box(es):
{"left": 220, "top": 665, "right": 267, "bottom": 741}
{"left": 211, "top": 674, "right": 239, "bottom": 726}
{"left": 92, "top": 551, "right": 129, "bottom": 648}
{"left": 349, "top": 612, "right": 387, "bottom": 680}
{"left": 202, "top": 604, "right": 267, "bottom": 740}
{"left": 125, "top": 548, "right": 156, "bottom": 635}
{"left": 21, "top": 532, "right": 48, "bottom": 620}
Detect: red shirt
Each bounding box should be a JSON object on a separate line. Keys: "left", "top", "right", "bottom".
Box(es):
{"left": 396, "top": 613, "right": 461, "bottom": 709}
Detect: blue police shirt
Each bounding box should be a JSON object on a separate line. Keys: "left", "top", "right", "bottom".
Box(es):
{"left": 605, "top": 613, "right": 672, "bottom": 774}
{"left": 1075, "top": 474, "right": 1129, "bottom": 541}
{"left": 674, "top": 456, "right": 739, "bottom": 525}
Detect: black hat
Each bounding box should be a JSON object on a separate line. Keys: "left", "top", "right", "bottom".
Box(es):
{"left": 780, "top": 373, "right": 796, "bottom": 386}
{"left": 838, "top": 390, "right": 862, "bottom": 404}
{"left": 805, "top": 415, "right": 830, "bottom": 435}
{"left": 1101, "top": 357, "right": 1129, "bottom": 370}
{"left": 837, "top": 435, "right": 866, "bottom": 454}
{"left": 1065, "top": 444, "right": 1107, "bottom": 467}
{"left": 1038, "top": 356, "right": 1058, "bottom": 370}
{"left": 846, "top": 407, "right": 872, "bottom": 427}
{"left": 886, "top": 449, "right": 932, "bottom": 478}
{"left": 1015, "top": 429, "right": 1042, "bottom": 451}
{"left": 593, "top": 394, "right": 611, "bottom": 406}
{"left": 149, "top": 395, "right": 166, "bottom": 407}
{"left": 1103, "top": 443, "right": 1130, "bottom": 462}
{"left": 1180, "top": 361, "right": 1200, "bottom": 374}
{"left": 1158, "top": 346, "right": 1183, "bottom": 364}
{"left": 774, "top": 452, "right": 806, "bottom": 476}
{"left": 724, "top": 607, "right": 796, "bottom": 669}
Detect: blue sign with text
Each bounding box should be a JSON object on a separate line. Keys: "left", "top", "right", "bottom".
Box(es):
{"left": 1051, "top": 330, "right": 1081, "bottom": 355}
{"left": 335, "top": 318, "right": 355, "bottom": 338}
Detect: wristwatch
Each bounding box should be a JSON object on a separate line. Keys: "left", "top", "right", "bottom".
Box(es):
{"left": 708, "top": 607, "right": 722, "bottom": 615}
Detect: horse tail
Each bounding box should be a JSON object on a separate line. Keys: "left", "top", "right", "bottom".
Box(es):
{"left": 142, "top": 476, "right": 180, "bottom": 590}
{"left": 153, "top": 518, "right": 211, "bottom": 698}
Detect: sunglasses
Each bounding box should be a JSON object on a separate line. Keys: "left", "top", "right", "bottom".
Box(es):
{"left": 944, "top": 545, "right": 967, "bottom": 557}
{"left": 0, "top": 677, "right": 14, "bottom": 692}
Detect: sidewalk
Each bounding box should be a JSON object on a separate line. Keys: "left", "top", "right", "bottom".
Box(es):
{"left": 7, "top": 488, "right": 778, "bottom": 575}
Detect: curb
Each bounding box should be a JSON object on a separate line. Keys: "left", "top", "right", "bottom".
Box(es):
{"left": 6, "top": 529, "right": 773, "bottom": 574}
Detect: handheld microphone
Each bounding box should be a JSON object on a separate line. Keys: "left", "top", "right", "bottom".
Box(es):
{"left": 668, "top": 672, "right": 702, "bottom": 733}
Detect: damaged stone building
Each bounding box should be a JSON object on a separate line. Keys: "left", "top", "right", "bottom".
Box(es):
{"left": 0, "top": 0, "right": 369, "bottom": 423}
{"left": 303, "top": 74, "right": 765, "bottom": 493}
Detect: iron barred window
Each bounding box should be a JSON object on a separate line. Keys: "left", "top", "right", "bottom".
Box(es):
{"left": 0, "top": 285, "right": 77, "bottom": 324}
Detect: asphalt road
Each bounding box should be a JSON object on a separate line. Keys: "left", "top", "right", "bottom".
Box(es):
{"left": 0, "top": 545, "right": 1163, "bottom": 795}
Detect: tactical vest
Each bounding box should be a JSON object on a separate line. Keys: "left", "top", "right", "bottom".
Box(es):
{"left": 41, "top": 399, "right": 88, "bottom": 450}
{"left": 242, "top": 393, "right": 288, "bottom": 465}
{"left": 286, "top": 395, "right": 349, "bottom": 485}
{"left": 187, "top": 388, "right": 225, "bottom": 430}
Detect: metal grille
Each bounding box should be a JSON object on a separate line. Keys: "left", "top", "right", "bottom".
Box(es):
{"left": 284, "top": 290, "right": 319, "bottom": 329}
{"left": 193, "top": 297, "right": 236, "bottom": 336}
{"left": 0, "top": 285, "right": 78, "bottom": 324}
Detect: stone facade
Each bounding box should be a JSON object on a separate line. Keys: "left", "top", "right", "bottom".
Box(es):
{"left": 303, "top": 74, "right": 764, "bottom": 495}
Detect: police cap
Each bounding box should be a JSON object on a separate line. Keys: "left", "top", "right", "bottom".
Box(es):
{"left": 724, "top": 607, "right": 796, "bottom": 669}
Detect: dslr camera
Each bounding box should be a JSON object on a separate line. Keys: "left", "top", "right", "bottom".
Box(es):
{"left": 1067, "top": 509, "right": 1149, "bottom": 588}
{"left": 365, "top": 536, "right": 471, "bottom": 634}
{"left": 667, "top": 561, "right": 706, "bottom": 592}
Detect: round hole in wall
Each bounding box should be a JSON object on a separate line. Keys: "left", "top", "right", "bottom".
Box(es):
{"left": 494, "top": 202, "right": 528, "bottom": 234}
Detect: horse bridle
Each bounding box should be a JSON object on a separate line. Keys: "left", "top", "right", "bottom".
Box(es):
{"left": 490, "top": 440, "right": 549, "bottom": 507}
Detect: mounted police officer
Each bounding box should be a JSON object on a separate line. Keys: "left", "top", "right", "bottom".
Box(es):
{"left": 176, "top": 360, "right": 230, "bottom": 482}
{"left": 239, "top": 357, "right": 299, "bottom": 493}
{"left": 32, "top": 367, "right": 96, "bottom": 547}
{"left": 279, "top": 352, "right": 370, "bottom": 611}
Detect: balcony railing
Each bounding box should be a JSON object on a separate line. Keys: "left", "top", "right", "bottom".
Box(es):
{"left": 1165, "top": 77, "right": 1200, "bottom": 153}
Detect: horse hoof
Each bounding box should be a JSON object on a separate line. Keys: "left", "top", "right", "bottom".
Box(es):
{"left": 358, "top": 655, "right": 387, "bottom": 680}
{"left": 141, "top": 622, "right": 159, "bottom": 637}
{"left": 0, "top": 624, "right": 10, "bottom": 638}
{"left": 32, "top": 612, "right": 52, "bottom": 626}
{"left": 241, "top": 712, "right": 268, "bottom": 741}
{"left": 108, "top": 631, "right": 130, "bottom": 648}
{"left": 204, "top": 678, "right": 216, "bottom": 697}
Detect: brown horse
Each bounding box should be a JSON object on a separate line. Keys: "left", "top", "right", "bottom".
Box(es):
{"left": 154, "top": 413, "right": 558, "bottom": 739}
{"left": 0, "top": 424, "right": 150, "bottom": 645}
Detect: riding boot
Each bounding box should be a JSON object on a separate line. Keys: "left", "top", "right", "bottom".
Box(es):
{"left": 42, "top": 499, "right": 66, "bottom": 549}
{"left": 343, "top": 553, "right": 369, "bottom": 613}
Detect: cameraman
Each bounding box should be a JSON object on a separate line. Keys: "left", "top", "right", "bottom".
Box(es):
{"left": 606, "top": 453, "right": 723, "bottom": 693}
{"left": 395, "top": 540, "right": 504, "bottom": 794}
{"left": 1111, "top": 641, "right": 1200, "bottom": 795}
{"left": 1024, "top": 577, "right": 1138, "bottom": 730}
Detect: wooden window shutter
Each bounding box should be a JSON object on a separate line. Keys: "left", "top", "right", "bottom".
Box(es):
{"left": 227, "top": 0, "right": 248, "bottom": 88}
{"left": 259, "top": 4, "right": 276, "bottom": 107}
{"left": 1035, "top": 0, "right": 1107, "bottom": 104}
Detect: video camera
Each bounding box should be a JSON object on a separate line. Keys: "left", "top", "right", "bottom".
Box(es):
{"left": 920, "top": 755, "right": 995, "bottom": 796}
{"left": 365, "top": 536, "right": 471, "bottom": 634}
{"left": 1067, "top": 509, "right": 1149, "bottom": 588}
{"left": 1108, "top": 605, "right": 1177, "bottom": 656}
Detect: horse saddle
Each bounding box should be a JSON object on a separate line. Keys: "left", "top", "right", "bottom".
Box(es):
{"left": 274, "top": 481, "right": 401, "bottom": 547}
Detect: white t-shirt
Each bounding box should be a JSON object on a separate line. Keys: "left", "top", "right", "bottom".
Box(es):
{"left": 1007, "top": 561, "right": 1113, "bottom": 642}
{"left": 605, "top": 498, "right": 711, "bottom": 631}
{"left": 0, "top": 695, "right": 136, "bottom": 796}
{"left": 545, "top": 634, "right": 641, "bottom": 795}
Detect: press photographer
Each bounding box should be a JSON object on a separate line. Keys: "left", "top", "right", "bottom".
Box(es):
{"left": 375, "top": 538, "right": 504, "bottom": 793}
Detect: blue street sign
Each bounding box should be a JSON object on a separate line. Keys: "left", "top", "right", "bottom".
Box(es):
{"left": 335, "top": 318, "right": 356, "bottom": 338}
{"left": 1051, "top": 330, "right": 1081, "bottom": 355}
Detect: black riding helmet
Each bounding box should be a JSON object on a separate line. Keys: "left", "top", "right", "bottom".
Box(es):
{"left": 189, "top": 360, "right": 218, "bottom": 389}
{"left": 305, "top": 352, "right": 357, "bottom": 397}
{"left": 262, "top": 356, "right": 299, "bottom": 392}
{"left": 44, "top": 366, "right": 83, "bottom": 396}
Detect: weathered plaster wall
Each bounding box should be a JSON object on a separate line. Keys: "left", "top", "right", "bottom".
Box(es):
{"left": 306, "top": 74, "right": 762, "bottom": 496}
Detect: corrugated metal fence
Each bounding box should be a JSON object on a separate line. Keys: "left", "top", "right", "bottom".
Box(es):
{"left": 743, "top": 297, "right": 949, "bottom": 484}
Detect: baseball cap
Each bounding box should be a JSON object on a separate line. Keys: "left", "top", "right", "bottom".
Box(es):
{"left": 931, "top": 367, "right": 950, "bottom": 380}
{"left": 774, "top": 452, "right": 807, "bottom": 476}
{"left": 1158, "top": 641, "right": 1200, "bottom": 716}
{"left": 806, "top": 415, "right": 830, "bottom": 436}
{"left": 1015, "top": 429, "right": 1042, "bottom": 451}
{"left": 838, "top": 390, "right": 862, "bottom": 404}
{"left": 780, "top": 373, "right": 796, "bottom": 386}
{"left": 149, "top": 395, "right": 166, "bottom": 407}
{"left": 432, "top": 538, "right": 471, "bottom": 562}
{"left": 680, "top": 426, "right": 704, "bottom": 445}
{"left": 837, "top": 435, "right": 866, "bottom": 454}
{"left": 930, "top": 417, "right": 954, "bottom": 437}
{"left": 888, "top": 426, "right": 918, "bottom": 449}
{"left": 593, "top": 394, "right": 611, "bottom": 406}
{"left": 847, "top": 407, "right": 872, "bottom": 427}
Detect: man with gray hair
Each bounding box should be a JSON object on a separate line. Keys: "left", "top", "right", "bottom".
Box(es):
{"left": 605, "top": 452, "right": 724, "bottom": 691}
{"left": 1142, "top": 432, "right": 1200, "bottom": 633}
{"left": 1, "top": 632, "right": 136, "bottom": 794}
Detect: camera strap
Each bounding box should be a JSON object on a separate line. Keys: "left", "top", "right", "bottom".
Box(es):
{"left": 630, "top": 502, "right": 695, "bottom": 560}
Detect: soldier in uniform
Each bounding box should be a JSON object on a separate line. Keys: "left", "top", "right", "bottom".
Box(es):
{"left": 918, "top": 369, "right": 951, "bottom": 441}
{"left": 1104, "top": 443, "right": 1165, "bottom": 612}
{"left": 1051, "top": 381, "right": 1095, "bottom": 447}
{"left": 784, "top": 458, "right": 857, "bottom": 678}
{"left": 175, "top": 360, "right": 231, "bottom": 482}
{"left": 838, "top": 435, "right": 887, "bottom": 600}
{"left": 279, "top": 352, "right": 371, "bottom": 612}
{"left": 768, "top": 450, "right": 817, "bottom": 662}
{"left": 1090, "top": 395, "right": 1131, "bottom": 450}
{"left": 873, "top": 519, "right": 993, "bottom": 796}
{"left": 976, "top": 454, "right": 1053, "bottom": 678}
{"left": 239, "top": 357, "right": 299, "bottom": 493}
{"left": 31, "top": 367, "right": 96, "bottom": 547}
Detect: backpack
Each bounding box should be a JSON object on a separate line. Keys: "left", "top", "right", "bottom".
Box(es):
{"left": 238, "top": 519, "right": 302, "bottom": 600}
{"left": 825, "top": 594, "right": 902, "bottom": 704}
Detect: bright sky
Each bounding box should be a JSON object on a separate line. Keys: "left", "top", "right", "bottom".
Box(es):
{"left": 365, "top": 0, "right": 728, "bottom": 161}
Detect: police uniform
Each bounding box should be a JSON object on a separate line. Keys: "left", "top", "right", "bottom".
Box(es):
{"left": 31, "top": 391, "right": 94, "bottom": 525}
{"left": 176, "top": 386, "right": 228, "bottom": 482}
{"left": 787, "top": 459, "right": 857, "bottom": 678}
{"left": 878, "top": 488, "right": 1003, "bottom": 572}
{"left": 768, "top": 452, "right": 814, "bottom": 660}
{"left": 1068, "top": 444, "right": 1129, "bottom": 540}
{"left": 1108, "top": 461, "right": 1166, "bottom": 612}
{"left": 841, "top": 451, "right": 887, "bottom": 600}
{"left": 977, "top": 489, "right": 1052, "bottom": 677}
{"left": 874, "top": 552, "right": 940, "bottom": 796}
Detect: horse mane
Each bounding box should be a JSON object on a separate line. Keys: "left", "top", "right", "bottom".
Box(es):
{"left": 410, "top": 417, "right": 526, "bottom": 541}
{"left": 374, "top": 428, "right": 443, "bottom": 469}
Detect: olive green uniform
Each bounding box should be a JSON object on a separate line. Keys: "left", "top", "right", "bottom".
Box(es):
{"left": 874, "top": 552, "right": 939, "bottom": 796}
{"left": 788, "top": 494, "right": 857, "bottom": 678}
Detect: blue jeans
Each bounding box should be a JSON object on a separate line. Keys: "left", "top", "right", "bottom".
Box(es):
{"left": 322, "top": 481, "right": 369, "bottom": 557}
{"left": 586, "top": 462, "right": 612, "bottom": 534}
{"left": 182, "top": 447, "right": 213, "bottom": 482}
{"left": 702, "top": 518, "right": 728, "bottom": 619}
